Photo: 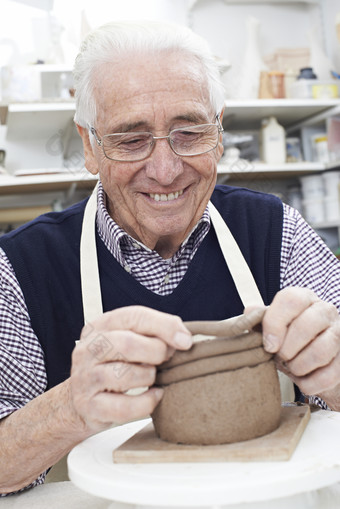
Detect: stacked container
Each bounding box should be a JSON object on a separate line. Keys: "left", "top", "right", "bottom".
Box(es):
{"left": 322, "top": 172, "right": 340, "bottom": 222}
{"left": 299, "top": 174, "right": 325, "bottom": 224}
{"left": 299, "top": 172, "right": 340, "bottom": 224}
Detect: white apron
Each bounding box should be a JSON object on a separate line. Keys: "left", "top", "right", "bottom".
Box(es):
{"left": 79, "top": 183, "right": 294, "bottom": 401}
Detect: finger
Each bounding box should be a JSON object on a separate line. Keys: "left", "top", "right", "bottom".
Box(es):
{"left": 262, "top": 287, "right": 319, "bottom": 353}
{"left": 79, "top": 330, "right": 172, "bottom": 366}
{"left": 284, "top": 326, "right": 340, "bottom": 377}
{"left": 278, "top": 300, "right": 339, "bottom": 362}
{"left": 243, "top": 305, "right": 267, "bottom": 316}
{"left": 86, "top": 387, "right": 164, "bottom": 428}
{"left": 86, "top": 362, "right": 156, "bottom": 394}
{"left": 82, "top": 306, "right": 192, "bottom": 350}
{"left": 241, "top": 306, "right": 267, "bottom": 331}
{"left": 292, "top": 351, "right": 340, "bottom": 396}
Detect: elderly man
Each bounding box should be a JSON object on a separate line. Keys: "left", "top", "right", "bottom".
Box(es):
{"left": 0, "top": 21, "right": 340, "bottom": 495}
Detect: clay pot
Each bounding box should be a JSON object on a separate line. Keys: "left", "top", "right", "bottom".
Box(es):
{"left": 152, "top": 310, "right": 282, "bottom": 445}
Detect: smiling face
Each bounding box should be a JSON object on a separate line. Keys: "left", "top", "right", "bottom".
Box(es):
{"left": 78, "top": 50, "right": 224, "bottom": 258}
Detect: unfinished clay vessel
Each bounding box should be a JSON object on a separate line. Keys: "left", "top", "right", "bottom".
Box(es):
{"left": 152, "top": 310, "right": 281, "bottom": 445}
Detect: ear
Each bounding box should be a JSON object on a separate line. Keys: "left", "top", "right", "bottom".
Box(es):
{"left": 76, "top": 124, "right": 99, "bottom": 175}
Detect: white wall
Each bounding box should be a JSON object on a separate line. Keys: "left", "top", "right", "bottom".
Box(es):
{"left": 0, "top": 0, "right": 190, "bottom": 67}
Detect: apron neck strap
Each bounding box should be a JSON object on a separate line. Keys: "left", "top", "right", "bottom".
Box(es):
{"left": 80, "top": 183, "right": 103, "bottom": 323}
{"left": 80, "top": 186, "right": 264, "bottom": 324}
{"left": 208, "top": 201, "right": 264, "bottom": 308}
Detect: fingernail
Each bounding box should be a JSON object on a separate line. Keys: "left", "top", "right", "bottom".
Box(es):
{"left": 173, "top": 331, "right": 192, "bottom": 349}
{"left": 263, "top": 334, "right": 279, "bottom": 353}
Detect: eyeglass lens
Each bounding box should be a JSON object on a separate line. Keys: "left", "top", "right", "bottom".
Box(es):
{"left": 102, "top": 124, "right": 219, "bottom": 161}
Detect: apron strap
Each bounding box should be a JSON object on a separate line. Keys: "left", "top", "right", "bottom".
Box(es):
{"left": 79, "top": 187, "right": 294, "bottom": 401}
{"left": 208, "top": 202, "right": 294, "bottom": 400}
{"left": 208, "top": 201, "right": 264, "bottom": 308}
{"left": 80, "top": 189, "right": 265, "bottom": 323}
{"left": 80, "top": 183, "right": 103, "bottom": 323}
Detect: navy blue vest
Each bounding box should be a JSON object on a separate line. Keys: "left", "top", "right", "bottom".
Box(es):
{"left": 0, "top": 185, "right": 283, "bottom": 390}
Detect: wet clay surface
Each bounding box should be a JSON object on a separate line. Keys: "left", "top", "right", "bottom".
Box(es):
{"left": 152, "top": 311, "right": 282, "bottom": 445}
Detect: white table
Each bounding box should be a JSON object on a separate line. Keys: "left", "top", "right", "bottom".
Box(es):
{"left": 0, "top": 482, "right": 111, "bottom": 509}
{"left": 2, "top": 481, "right": 340, "bottom": 509}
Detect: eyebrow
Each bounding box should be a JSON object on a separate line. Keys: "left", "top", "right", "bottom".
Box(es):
{"left": 110, "top": 121, "right": 148, "bottom": 133}
{"left": 109, "top": 113, "right": 211, "bottom": 134}
{"left": 173, "top": 113, "right": 210, "bottom": 124}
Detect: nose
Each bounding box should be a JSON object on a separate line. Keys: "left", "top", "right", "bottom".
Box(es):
{"left": 144, "top": 137, "right": 184, "bottom": 185}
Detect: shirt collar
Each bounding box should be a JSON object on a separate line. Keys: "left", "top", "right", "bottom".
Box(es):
{"left": 96, "top": 181, "right": 211, "bottom": 262}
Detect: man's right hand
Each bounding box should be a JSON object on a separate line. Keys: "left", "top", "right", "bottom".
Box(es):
{"left": 70, "top": 305, "right": 193, "bottom": 433}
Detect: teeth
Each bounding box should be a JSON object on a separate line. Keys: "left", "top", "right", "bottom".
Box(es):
{"left": 149, "top": 190, "right": 183, "bottom": 202}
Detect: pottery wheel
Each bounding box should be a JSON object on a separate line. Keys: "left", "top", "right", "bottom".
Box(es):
{"left": 68, "top": 410, "right": 340, "bottom": 507}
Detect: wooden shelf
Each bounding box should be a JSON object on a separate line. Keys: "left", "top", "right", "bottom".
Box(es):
{"left": 0, "top": 205, "right": 53, "bottom": 224}
{"left": 5, "top": 98, "right": 340, "bottom": 134}
{"left": 325, "top": 160, "right": 340, "bottom": 171}
{"left": 218, "top": 161, "right": 325, "bottom": 178}
{"left": 0, "top": 172, "right": 97, "bottom": 195}
{"left": 223, "top": 99, "right": 340, "bottom": 131}
{"left": 7, "top": 101, "right": 75, "bottom": 112}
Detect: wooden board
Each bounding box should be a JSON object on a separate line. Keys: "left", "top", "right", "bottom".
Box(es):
{"left": 113, "top": 405, "right": 310, "bottom": 463}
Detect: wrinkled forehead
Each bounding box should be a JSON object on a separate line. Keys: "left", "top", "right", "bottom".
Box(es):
{"left": 92, "top": 49, "right": 212, "bottom": 113}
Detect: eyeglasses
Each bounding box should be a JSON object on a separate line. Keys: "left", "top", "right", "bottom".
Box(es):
{"left": 88, "top": 115, "right": 223, "bottom": 162}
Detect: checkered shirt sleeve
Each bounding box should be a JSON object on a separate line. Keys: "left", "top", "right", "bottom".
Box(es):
{"left": 0, "top": 248, "right": 47, "bottom": 494}
{"left": 280, "top": 204, "right": 340, "bottom": 409}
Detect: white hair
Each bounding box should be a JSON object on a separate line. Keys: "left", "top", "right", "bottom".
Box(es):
{"left": 73, "top": 20, "right": 225, "bottom": 128}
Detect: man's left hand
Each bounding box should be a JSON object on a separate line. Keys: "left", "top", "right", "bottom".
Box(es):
{"left": 262, "top": 287, "right": 340, "bottom": 411}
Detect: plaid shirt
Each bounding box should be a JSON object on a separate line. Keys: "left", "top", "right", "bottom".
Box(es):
{"left": 0, "top": 182, "right": 339, "bottom": 492}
